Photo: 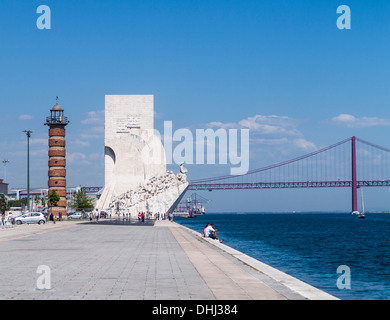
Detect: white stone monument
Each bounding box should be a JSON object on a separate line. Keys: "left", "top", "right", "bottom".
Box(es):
{"left": 96, "top": 95, "right": 188, "bottom": 217}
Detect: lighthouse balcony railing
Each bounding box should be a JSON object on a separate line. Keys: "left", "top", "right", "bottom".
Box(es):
{"left": 45, "top": 116, "right": 69, "bottom": 124}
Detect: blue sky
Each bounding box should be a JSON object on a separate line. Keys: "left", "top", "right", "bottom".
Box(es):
{"left": 1, "top": 0, "right": 390, "bottom": 212}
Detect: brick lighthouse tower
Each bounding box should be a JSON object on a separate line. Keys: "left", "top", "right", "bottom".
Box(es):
{"left": 45, "top": 100, "right": 70, "bottom": 218}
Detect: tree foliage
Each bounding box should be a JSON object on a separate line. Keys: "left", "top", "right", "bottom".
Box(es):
{"left": 0, "top": 194, "right": 9, "bottom": 213}
{"left": 71, "top": 189, "right": 94, "bottom": 212}
{"left": 8, "top": 198, "right": 28, "bottom": 208}
{"left": 48, "top": 190, "right": 60, "bottom": 207}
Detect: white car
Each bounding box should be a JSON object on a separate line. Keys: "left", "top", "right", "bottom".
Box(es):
{"left": 15, "top": 212, "right": 46, "bottom": 225}
{"left": 67, "top": 212, "right": 83, "bottom": 219}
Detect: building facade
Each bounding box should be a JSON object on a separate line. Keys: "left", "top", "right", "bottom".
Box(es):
{"left": 0, "top": 179, "right": 8, "bottom": 196}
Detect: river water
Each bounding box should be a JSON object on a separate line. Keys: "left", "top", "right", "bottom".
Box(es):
{"left": 175, "top": 212, "right": 390, "bottom": 300}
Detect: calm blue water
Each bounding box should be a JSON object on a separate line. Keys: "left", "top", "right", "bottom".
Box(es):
{"left": 175, "top": 213, "right": 390, "bottom": 300}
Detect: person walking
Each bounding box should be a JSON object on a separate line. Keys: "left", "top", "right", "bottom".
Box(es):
{"left": 95, "top": 209, "right": 99, "bottom": 223}
{"left": 49, "top": 212, "right": 55, "bottom": 224}
{"left": 1, "top": 212, "right": 5, "bottom": 228}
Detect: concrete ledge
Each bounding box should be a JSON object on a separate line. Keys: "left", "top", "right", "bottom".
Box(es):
{"left": 175, "top": 222, "right": 339, "bottom": 300}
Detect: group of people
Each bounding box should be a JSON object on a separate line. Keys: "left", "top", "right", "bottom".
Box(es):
{"left": 202, "top": 223, "right": 223, "bottom": 243}
{"left": 138, "top": 212, "right": 171, "bottom": 221}
{"left": 88, "top": 209, "right": 100, "bottom": 222}
{"left": 138, "top": 212, "right": 145, "bottom": 222}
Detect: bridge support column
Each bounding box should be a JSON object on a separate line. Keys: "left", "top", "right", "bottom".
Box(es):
{"left": 352, "top": 136, "right": 358, "bottom": 213}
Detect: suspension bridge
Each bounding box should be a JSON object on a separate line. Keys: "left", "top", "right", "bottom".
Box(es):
{"left": 188, "top": 136, "right": 390, "bottom": 214}
{"left": 9, "top": 136, "right": 390, "bottom": 214}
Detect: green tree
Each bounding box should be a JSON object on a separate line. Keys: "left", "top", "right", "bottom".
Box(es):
{"left": 0, "top": 194, "right": 9, "bottom": 214}
{"left": 34, "top": 195, "right": 41, "bottom": 210}
{"left": 47, "top": 190, "right": 60, "bottom": 210}
{"left": 71, "top": 189, "right": 94, "bottom": 212}
{"left": 47, "top": 190, "right": 60, "bottom": 222}
{"left": 8, "top": 198, "right": 27, "bottom": 208}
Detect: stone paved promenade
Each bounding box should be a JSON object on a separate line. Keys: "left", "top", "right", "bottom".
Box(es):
{"left": 0, "top": 219, "right": 338, "bottom": 300}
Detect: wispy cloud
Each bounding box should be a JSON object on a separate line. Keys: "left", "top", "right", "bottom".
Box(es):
{"left": 67, "top": 152, "right": 87, "bottom": 162}
{"left": 73, "top": 139, "right": 90, "bottom": 147}
{"left": 205, "top": 114, "right": 316, "bottom": 157}
{"left": 30, "top": 138, "right": 48, "bottom": 146}
{"left": 78, "top": 110, "right": 105, "bottom": 140}
{"left": 81, "top": 110, "right": 104, "bottom": 125}
{"left": 208, "top": 115, "right": 302, "bottom": 137}
{"left": 293, "top": 138, "right": 316, "bottom": 151}
{"left": 331, "top": 114, "right": 390, "bottom": 128}
{"left": 19, "top": 114, "right": 34, "bottom": 120}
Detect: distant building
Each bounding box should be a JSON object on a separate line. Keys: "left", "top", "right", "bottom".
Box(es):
{"left": 0, "top": 179, "right": 9, "bottom": 196}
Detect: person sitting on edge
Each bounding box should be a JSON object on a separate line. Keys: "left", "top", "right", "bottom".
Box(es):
{"left": 202, "top": 223, "right": 210, "bottom": 237}
{"left": 205, "top": 223, "right": 223, "bottom": 243}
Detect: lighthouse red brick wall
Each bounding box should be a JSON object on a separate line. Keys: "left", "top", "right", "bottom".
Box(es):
{"left": 47, "top": 113, "right": 69, "bottom": 218}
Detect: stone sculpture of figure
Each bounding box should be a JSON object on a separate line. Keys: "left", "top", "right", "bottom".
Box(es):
{"left": 177, "top": 173, "right": 185, "bottom": 182}
{"left": 108, "top": 166, "right": 189, "bottom": 212}
{"left": 180, "top": 163, "right": 188, "bottom": 174}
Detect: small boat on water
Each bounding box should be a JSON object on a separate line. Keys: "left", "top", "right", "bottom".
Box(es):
{"left": 352, "top": 188, "right": 366, "bottom": 219}
{"left": 173, "top": 193, "right": 209, "bottom": 218}
{"left": 359, "top": 188, "right": 366, "bottom": 219}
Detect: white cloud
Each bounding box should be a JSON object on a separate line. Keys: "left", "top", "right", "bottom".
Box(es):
{"left": 73, "top": 139, "right": 90, "bottom": 147}
{"left": 78, "top": 110, "right": 105, "bottom": 142}
{"left": 30, "top": 138, "right": 48, "bottom": 146}
{"left": 251, "top": 138, "right": 289, "bottom": 145}
{"left": 293, "top": 138, "right": 316, "bottom": 151}
{"left": 81, "top": 110, "right": 104, "bottom": 125}
{"left": 79, "top": 133, "right": 102, "bottom": 140}
{"left": 19, "top": 114, "right": 34, "bottom": 120}
{"left": 331, "top": 114, "right": 390, "bottom": 128}
{"left": 89, "top": 153, "right": 104, "bottom": 160}
{"left": 208, "top": 115, "right": 302, "bottom": 137}
{"left": 205, "top": 114, "right": 317, "bottom": 161}
{"left": 207, "top": 121, "right": 237, "bottom": 129}
{"left": 67, "top": 152, "right": 87, "bottom": 162}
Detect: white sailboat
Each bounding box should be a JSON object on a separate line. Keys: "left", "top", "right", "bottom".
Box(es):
{"left": 358, "top": 188, "right": 366, "bottom": 219}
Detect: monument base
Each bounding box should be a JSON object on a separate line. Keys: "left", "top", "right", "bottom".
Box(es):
{"left": 97, "top": 166, "right": 189, "bottom": 218}
{"left": 125, "top": 182, "right": 188, "bottom": 218}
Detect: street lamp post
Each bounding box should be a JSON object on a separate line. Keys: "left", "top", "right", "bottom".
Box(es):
{"left": 2, "top": 159, "right": 9, "bottom": 181}
{"left": 23, "top": 130, "right": 33, "bottom": 211}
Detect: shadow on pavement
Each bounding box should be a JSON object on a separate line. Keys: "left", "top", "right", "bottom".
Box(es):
{"left": 78, "top": 218, "right": 155, "bottom": 226}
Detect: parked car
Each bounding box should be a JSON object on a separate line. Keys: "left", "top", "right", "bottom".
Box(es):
{"left": 68, "top": 212, "right": 88, "bottom": 219}
{"left": 67, "top": 212, "right": 82, "bottom": 219}
{"left": 15, "top": 212, "right": 46, "bottom": 225}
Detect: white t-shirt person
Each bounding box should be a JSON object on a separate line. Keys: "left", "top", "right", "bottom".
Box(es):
{"left": 205, "top": 225, "right": 216, "bottom": 238}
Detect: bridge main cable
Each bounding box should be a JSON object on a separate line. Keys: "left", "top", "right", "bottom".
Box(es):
{"left": 189, "top": 137, "right": 353, "bottom": 184}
